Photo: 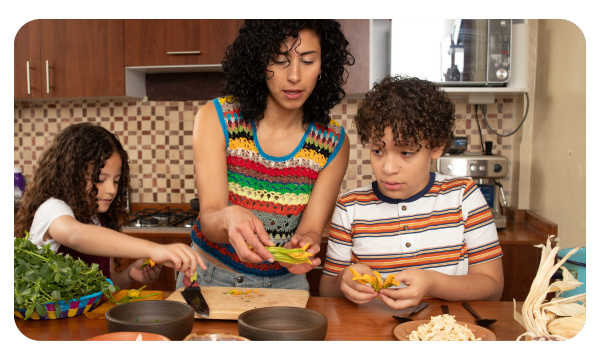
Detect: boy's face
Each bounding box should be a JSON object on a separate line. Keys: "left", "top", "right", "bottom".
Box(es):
{"left": 370, "top": 126, "right": 444, "bottom": 200}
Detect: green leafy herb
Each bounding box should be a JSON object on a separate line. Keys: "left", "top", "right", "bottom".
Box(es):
{"left": 14, "top": 232, "right": 118, "bottom": 320}
{"left": 133, "top": 317, "right": 139, "bottom": 322}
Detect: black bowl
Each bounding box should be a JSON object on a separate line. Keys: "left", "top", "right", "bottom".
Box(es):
{"left": 238, "top": 307, "right": 328, "bottom": 341}
{"left": 105, "top": 300, "right": 194, "bottom": 341}
{"left": 190, "top": 198, "right": 199, "bottom": 211}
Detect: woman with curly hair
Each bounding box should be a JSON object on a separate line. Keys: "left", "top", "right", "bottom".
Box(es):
{"left": 180, "top": 20, "right": 353, "bottom": 291}
{"left": 14, "top": 123, "right": 206, "bottom": 289}
{"left": 319, "top": 75, "right": 504, "bottom": 308}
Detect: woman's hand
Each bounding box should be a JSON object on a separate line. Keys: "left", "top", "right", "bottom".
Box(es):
{"left": 148, "top": 243, "right": 207, "bottom": 277}
{"left": 128, "top": 259, "right": 163, "bottom": 284}
{"left": 378, "top": 268, "right": 436, "bottom": 310}
{"left": 340, "top": 264, "right": 378, "bottom": 304}
{"left": 223, "top": 206, "right": 275, "bottom": 263}
{"left": 278, "top": 234, "right": 320, "bottom": 275}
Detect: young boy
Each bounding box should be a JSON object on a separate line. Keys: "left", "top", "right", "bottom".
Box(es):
{"left": 319, "top": 75, "right": 504, "bottom": 310}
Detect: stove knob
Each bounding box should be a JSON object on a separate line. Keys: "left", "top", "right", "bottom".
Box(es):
{"left": 446, "top": 164, "right": 453, "bottom": 171}
{"left": 493, "top": 164, "right": 503, "bottom": 173}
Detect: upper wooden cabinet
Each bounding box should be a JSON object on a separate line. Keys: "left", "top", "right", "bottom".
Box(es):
{"left": 337, "top": 19, "right": 370, "bottom": 95}
{"left": 124, "top": 20, "right": 243, "bottom": 66}
{"left": 14, "top": 20, "right": 125, "bottom": 99}
{"left": 14, "top": 21, "right": 42, "bottom": 99}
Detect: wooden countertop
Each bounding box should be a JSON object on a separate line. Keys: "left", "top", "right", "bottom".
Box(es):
{"left": 15, "top": 294, "right": 527, "bottom": 341}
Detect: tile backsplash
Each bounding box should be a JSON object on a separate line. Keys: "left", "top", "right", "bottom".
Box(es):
{"left": 14, "top": 97, "right": 516, "bottom": 205}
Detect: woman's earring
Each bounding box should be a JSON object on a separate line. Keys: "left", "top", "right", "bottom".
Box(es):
{"left": 318, "top": 74, "right": 322, "bottom": 81}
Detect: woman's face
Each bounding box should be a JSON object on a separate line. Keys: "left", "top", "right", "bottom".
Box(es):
{"left": 265, "top": 29, "right": 322, "bottom": 113}
{"left": 85, "top": 152, "right": 122, "bottom": 213}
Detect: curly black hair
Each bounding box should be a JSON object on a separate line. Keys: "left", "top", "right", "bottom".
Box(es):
{"left": 354, "top": 75, "right": 455, "bottom": 151}
{"left": 221, "top": 19, "right": 355, "bottom": 127}
{"left": 15, "top": 122, "right": 131, "bottom": 237}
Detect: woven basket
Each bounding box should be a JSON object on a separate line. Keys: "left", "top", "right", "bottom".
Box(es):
{"left": 14, "top": 279, "right": 112, "bottom": 320}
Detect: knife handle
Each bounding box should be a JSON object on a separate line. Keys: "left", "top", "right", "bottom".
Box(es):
{"left": 407, "top": 302, "right": 428, "bottom": 318}
{"left": 441, "top": 305, "right": 449, "bottom": 315}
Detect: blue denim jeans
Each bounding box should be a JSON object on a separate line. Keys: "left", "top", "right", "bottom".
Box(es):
{"left": 175, "top": 245, "right": 310, "bottom": 292}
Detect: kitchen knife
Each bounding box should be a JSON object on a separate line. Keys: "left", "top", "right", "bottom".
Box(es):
{"left": 181, "top": 276, "right": 210, "bottom": 318}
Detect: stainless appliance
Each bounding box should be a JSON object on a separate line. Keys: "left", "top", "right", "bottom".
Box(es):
{"left": 391, "top": 19, "right": 515, "bottom": 86}
{"left": 435, "top": 148, "right": 509, "bottom": 230}
{"left": 122, "top": 207, "right": 199, "bottom": 231}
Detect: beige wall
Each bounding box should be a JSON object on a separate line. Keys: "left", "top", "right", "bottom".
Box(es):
{"left": 530, "top": 20, "right": 586, "bottom": 248}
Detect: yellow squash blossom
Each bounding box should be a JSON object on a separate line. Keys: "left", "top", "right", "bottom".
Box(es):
{"left": 349, "top": 267, "right": 400, "bottom": 292}
{"left": 141, "top": 259, "right": 155, "bottom": 269}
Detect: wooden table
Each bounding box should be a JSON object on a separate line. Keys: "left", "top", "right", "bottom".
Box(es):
{"left": 15, "top": 293, "right": 526, "bottom": 341}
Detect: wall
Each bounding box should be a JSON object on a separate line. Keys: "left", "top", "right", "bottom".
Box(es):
{"left": 14, "top": 96, "right": 518, "bottom": 206}
{"left": 529, "top": 20, "right": 586, "bottom": 249}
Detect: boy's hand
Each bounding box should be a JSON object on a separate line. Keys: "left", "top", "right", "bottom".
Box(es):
{"left": 378, "top": 268, "right": 435, "bottom": 310}
{"left": 149, "top": 243, "right": 207, "bottom": 277}
{"left": 278, "top": 234, "right": 321, "bottom": 275}
{"left": 340, "top": 264, "right": 378, "bottom": 304}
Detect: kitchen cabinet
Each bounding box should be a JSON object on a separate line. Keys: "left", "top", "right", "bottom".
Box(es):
{"left": 337, "top": 19, "right": 370, "bottom": 95}
{"left": 14, "top": 20, "right": 125, "bottom": 99}
{"left": 14, "top": 20, "right": 42, "bottom": 99}
{"left": 124, "top": 20, "right": 243, "bottom": 67}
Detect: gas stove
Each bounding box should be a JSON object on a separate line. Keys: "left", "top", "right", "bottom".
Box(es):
{"left": 122, "top": 207, "right": 199, "bottom": 231}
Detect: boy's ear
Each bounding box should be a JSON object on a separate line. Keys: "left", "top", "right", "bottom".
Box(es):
{"left": 431, "top": 144, "right": 445, "bottom": 160}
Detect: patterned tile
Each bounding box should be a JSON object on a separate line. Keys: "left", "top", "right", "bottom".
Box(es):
{"left": 14, "top": 97, "right": 517, "bottom": 205}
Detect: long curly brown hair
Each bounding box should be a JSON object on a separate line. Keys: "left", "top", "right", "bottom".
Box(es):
{"left": 14, "top": 123, "right": 131, "bottom": 238}
{"left": 354, "top": 75, "right": 455, "bottom": 151}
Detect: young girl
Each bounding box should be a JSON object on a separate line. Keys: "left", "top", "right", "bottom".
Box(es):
{"left": 177, "top": 20, "right": 354, "bottom": 291}
{"left": 14, "top": 122, "right": 206, "bottom": 289}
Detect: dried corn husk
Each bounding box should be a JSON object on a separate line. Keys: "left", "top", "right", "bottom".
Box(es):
{"left": 514, "top": 235, "right": 586, "bottom": 341}
{"left": 547, "top": 314, "right": 586, "bottom": 339}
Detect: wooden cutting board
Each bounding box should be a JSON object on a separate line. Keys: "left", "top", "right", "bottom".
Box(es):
{"left": 165, "top": 286, "right": 309, "bottom": 320}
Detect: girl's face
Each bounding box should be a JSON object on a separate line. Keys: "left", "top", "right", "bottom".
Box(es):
{"left": 265, "top": 29, "right": 322, "bottom": 113}
{"left": 86, "top": 152, "right": 122, "bottom": 213}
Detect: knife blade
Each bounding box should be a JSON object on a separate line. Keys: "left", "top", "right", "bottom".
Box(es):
{"left": 181, "top": 285, "right": 210, "bottom": 318}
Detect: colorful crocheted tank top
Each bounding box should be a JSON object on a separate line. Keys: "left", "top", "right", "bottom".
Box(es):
{"left": 192, "top": 97, "right": 345, "bottom": 276}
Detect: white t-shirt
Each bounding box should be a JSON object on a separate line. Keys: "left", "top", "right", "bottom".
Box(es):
{"left": 29, "top": 198, "right": 99, "bottom": 251}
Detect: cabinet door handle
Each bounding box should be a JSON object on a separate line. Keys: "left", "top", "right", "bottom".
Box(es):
{"left": 45, "top": 60, "right": 50, "bottom": 94}
{"left": 26, "top": 61, "right": 31, "bottom": 95}
{"left": 167, "top": 51, "right": 201, "bottom": 55}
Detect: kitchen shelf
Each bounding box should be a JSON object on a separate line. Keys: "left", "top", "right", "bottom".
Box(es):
{"left": 124, "top": 64, "right": 223, "bottom": 99}
{"left": 441, "top": 87, "right": 528, "bottom": 104}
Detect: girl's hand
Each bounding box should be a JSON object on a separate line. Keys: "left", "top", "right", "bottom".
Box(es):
{"left": 340, "top": 264, "right": 378, "bottom": 304}
{"left": 224, "top": 206, "right": 275, "bottom": 263}
{"left": 149, "top": 243, "right": 207, "bottom": 277}
{"left": 378, "top": 268, "right": 435, "bottom": 310}
{"left": 278, "top": 234, "right": 320, "bottom": 275}
{"left": 128, "top": 259, "right": 162, "bottom": 284}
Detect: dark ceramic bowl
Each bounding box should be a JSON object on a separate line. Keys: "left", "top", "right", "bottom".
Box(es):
{"left": 190, "top": 198, "right": 199, "bottom": 211}
{"left": 105, "top": 300, "right": 194, "bottom": 341}
{"left": 238, "top": 307, "right": 327, "bottom": 341}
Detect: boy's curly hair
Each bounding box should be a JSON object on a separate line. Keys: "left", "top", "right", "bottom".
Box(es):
{"left": 14, "top": 122, "right": 131, "bottom": 238}
{"left": 221, "top": 19, "right": 355, "bottom": 127}
{"left": 354, "top": 75, "right": 455, "bottom": 151}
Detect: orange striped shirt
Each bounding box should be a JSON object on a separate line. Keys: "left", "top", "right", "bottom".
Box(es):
{"left": 323, "top": 173, "right": 503, "bottom": 280}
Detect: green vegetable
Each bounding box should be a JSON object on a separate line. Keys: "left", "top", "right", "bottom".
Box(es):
{"left": 14, "top": 232, "right": 118, "bottom": 320}
{"left": 133, "top": 317, "right": 139, "bottom": 322}
{"left": 153, "top": 320, "right": 161, "bottom": 323}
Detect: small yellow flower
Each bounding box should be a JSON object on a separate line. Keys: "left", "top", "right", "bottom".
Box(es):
{"left": 128, "top": 289, "right": 140, "bottom": 298}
